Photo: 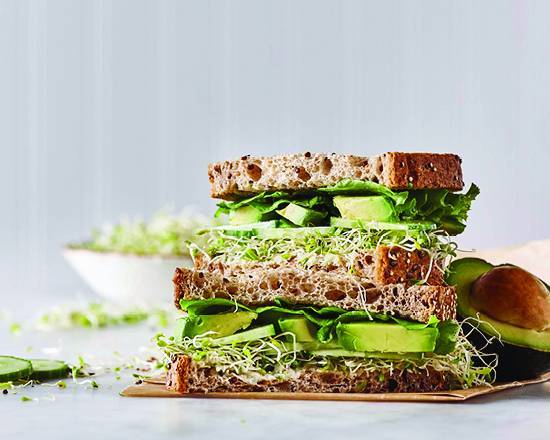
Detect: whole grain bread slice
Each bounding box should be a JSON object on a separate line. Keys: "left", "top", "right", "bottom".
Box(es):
{"left": 173, "top": 266, "right": 456, "bottom": 322}
{"left": 195, "top": 245, "right": 445, "bottom": 287}
{"left": 166, "top": 355, "right": 454, "bottom": 393}
{"left": 208, "top": 152, "right": 464, "bottom": 200}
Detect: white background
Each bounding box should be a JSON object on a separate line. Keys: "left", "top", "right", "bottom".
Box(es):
{"left": 1, "top": 0, "right": 550, "bottom": 305}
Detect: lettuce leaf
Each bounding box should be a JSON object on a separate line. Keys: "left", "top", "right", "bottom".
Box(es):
{"left": 434, "top": 320, "right": 460, "bottom": 354}
{"left": 214, "top": 180, "right": 479, "bottom": 235}
{"left": 215, "top": 191, "right": 333, "bottom": 218}
{"left": 317, "top": 179, "right": 409, "bottom": 206}
{"left": 179, "top": 298, "right": 451, "bottom": 347}
{"left": 398, "top": 184, "right": 480, "bottom": 235}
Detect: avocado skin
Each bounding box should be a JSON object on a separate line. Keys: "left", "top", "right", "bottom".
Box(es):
{"left": 466, "top": 328, "right": 550, "bottom": 382}
{"left": 447, "top": 257, "right": 550, "bottom": 381}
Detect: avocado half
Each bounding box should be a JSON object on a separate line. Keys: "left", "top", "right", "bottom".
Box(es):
{"left": 447, "top": 258, "right": 550, "bottom": 382}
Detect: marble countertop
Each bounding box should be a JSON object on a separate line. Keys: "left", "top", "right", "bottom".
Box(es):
{"left": 2, "top": 305, "right": 549, "bottom": 440}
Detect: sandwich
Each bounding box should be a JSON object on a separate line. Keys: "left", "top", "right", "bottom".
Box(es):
{"left": 158, "top": 152, "right": 495, "bottom": 394}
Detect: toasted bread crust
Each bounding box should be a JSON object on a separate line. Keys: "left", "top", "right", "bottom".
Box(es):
{"left": 173, "top": 266, "right": 456, "bottom": 322}
{"left": 373, "top": 246, "right": 444, "bottom": 285}
{"left": 381, "top": 152, "right": 463, "bottom": 190}
{"left": 165, "top": 355, "right": 454, "bottom": 393}
{"left": 208, "top": 152, "right": 464, "bottom": 200}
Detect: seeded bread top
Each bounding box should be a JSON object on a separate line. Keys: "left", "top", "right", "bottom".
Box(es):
{"left": 208, "top": 152, "right": 464, "bottom": 200}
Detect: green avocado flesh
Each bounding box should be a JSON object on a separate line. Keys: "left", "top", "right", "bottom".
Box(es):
{"left": 175, "top": 311, "right": 257, "bottom": 340}
{"left": 229, "top": 206, "right": 267, "bottom": 225}
{"left": 276, "top": 203, "right": 325, "bottom": 226}
{"left": 447, "top": 258, "right": 550, "bottom": 352}
{"left": 177, "top": 303, "right": 453, "bottom": 356}
{"left": 333, "top": 196, "right": 397, "bottom": 222}
{"left": 212, "top": 325, "right": 275, "bottom": 345}
{"left": 279, "top": 317, "right": 317, "bottom": 342}
{"left": 336, "top": 322, "right": 438, "bottom": 353}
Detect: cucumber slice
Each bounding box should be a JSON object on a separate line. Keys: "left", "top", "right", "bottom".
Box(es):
{"left": 308, "top": 349, "right": 423, "bottom": 360}
{"left": 0, "top": 356, "right": 33, "bottom": 382}
{"left": 29, "top": 359, "right": 70, "bottom": 381}
{"left": 212, "top": 325, "right": 276, "bottom": 345}
{"left": 174, "top": 318, "right": 186, "bottom": 342}
{"left": 310, "top": 348, "right": 366, "bottom": 357}
{"left": 330, "top": 217, "right": 436, "bottom": 231}
{"left": 254, "top": 227, "right": 334, "bottom": 239}
{"left": 293, "top": 341, "right": 341, "bottom": 351}
{"left": 202, "top": 221, "right": 279, "bottom": 233}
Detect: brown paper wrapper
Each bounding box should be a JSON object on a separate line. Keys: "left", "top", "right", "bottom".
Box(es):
{"left": 120, "top": 372, "right": 549, "bottom": 402}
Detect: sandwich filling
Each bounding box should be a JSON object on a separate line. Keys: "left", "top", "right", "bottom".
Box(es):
{"left": 214, "top": 180, "right": 479, "bottom": 234}
{"left": 191, "top": 180, "right": 479, "bottom": 285}
{"left": 158, "top": 177, "right": 495, "bottom": 390}
{"left": 157, "top": 298, "right": 494, "bottom": 389}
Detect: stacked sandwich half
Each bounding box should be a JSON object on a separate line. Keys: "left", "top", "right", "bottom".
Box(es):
{"left": 161, "top": 152, "right": 493, "bottom": 394}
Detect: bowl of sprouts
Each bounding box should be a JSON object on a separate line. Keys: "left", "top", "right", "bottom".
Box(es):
{"left": 64, "top": 210, "right": 209, "bottom": 304}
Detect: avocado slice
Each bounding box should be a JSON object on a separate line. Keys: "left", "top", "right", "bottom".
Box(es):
{"left": 276, "top": 203, "right": 326, "bottom": 227}
{"left": 447, "top": 257, "right": 550, "bottom": 380}
{"left": 229, "top": 206, "right": 269, "bottom": 225}
{"left": 279, "top": 318, "right": 340, "bottom": 349}
{"left": 333, "top": 196, "right": 397, "bottom": 222}
{"left": 336, "top": 322, "right": 438, "bottom": 353}
{"left": 212, "top": 324, "right": 276, "bottom": 345}
{"left": 279, "top": 317, "right": 318, "bottom": 342}
{"left": 176, "top": 311, "right": 258, "bottom": 339}
{"left": 448, "top": 258, "right": 550, "bottom": 351}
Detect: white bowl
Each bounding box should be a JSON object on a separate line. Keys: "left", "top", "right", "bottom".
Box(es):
{"left": 63, "top": 248, "right": 193, "bottom": 305}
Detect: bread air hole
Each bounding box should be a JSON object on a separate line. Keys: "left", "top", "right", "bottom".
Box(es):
{"left": 296, "top": 166, "right": 311, "bottom": 181}
{"left": 364, "top": 289, "right": 380, "bottom": 303}
{"left": 321, "top": 158, "right": 333, "bottom": 175}
{"left": 325, "top": 289, "right": 346, "bottom": 301}
{"left": 246, "top": 164, "right": 262, "bottom": 181}
{"left": 268, "top": 275, "right": 281, "bottom": 290}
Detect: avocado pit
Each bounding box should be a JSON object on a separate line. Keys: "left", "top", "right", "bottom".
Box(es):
{"left": 470, "top": 266, "right": 550, "bottom": 332}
